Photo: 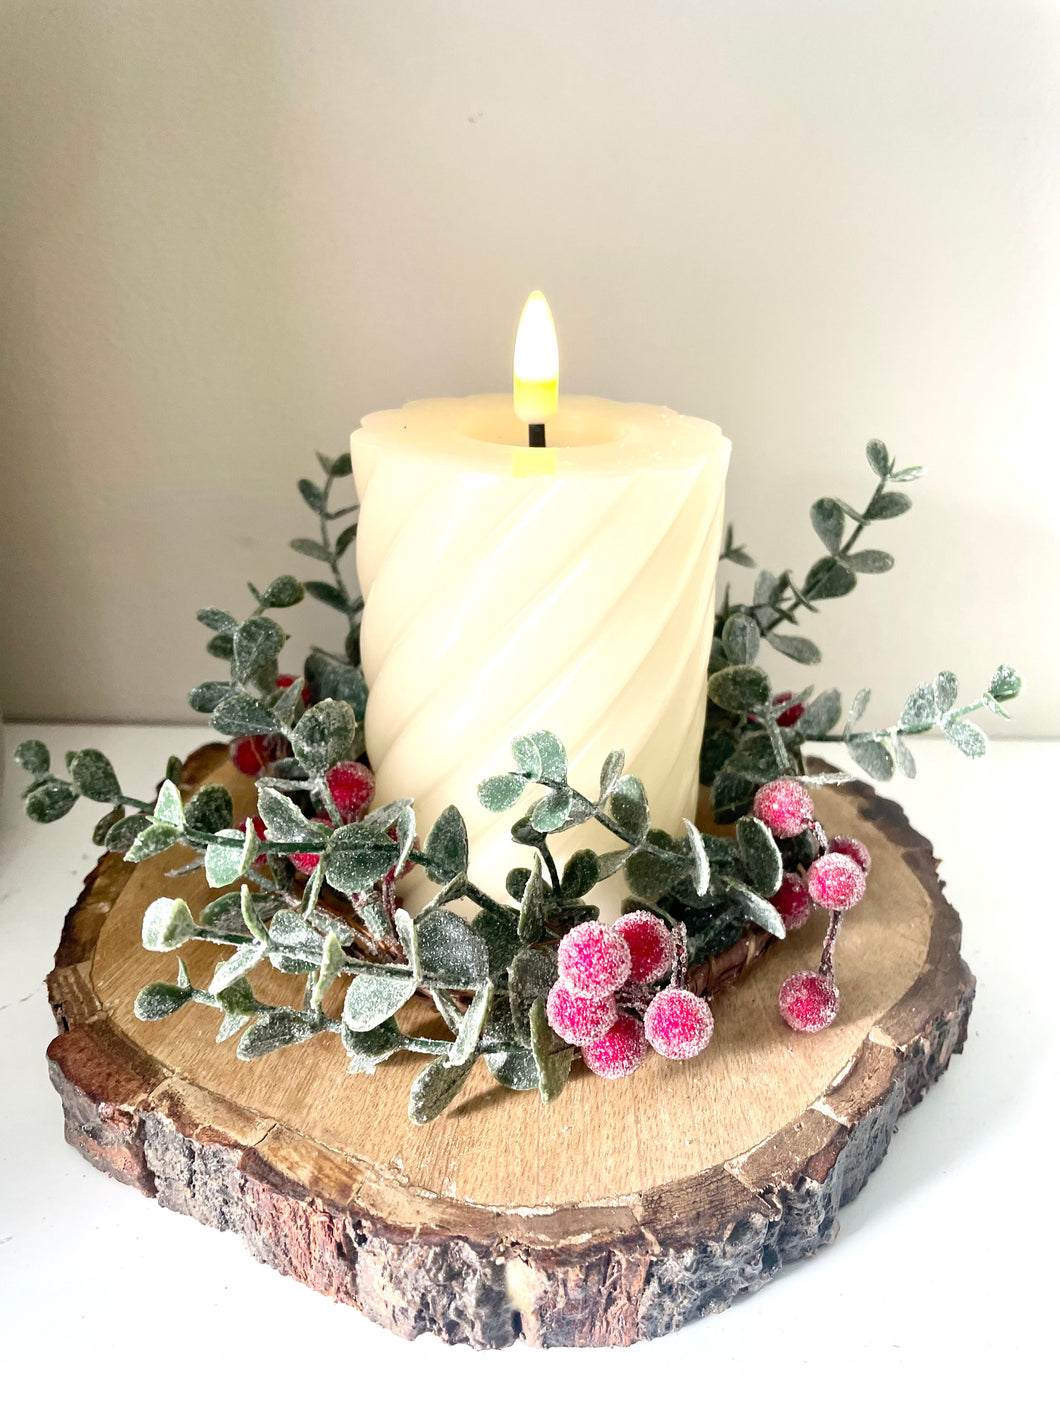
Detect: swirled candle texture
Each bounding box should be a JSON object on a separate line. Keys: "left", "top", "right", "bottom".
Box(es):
{"left": 350, "top": 394, "right": 730, "bottom": 917}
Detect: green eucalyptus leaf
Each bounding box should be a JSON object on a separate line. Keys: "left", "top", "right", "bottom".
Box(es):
{"left": 134, "top": 981, "right": 193, "bottom": 1021}
{"left": 847, "top": 687, "right": 871, "bottom": 730}
{"left": 291, "top": 698, "right": 358, "bottom": 774}
{"left": 934, "top": 670, "right": 959, "bottom": 714}
{"left": 529, "top": 998, "right": 573, "bottom": 1104}
{"left": 205, "top": 828, "right": 247, "bottom": 887}
{"left": 290, "top": 537, "right": 332, "bottom": 562}
{"left": 211, "top": 692, "right": 279, "bottom": 737}
{"left": 261, "top": 574, "right": 305, "bottom": 609}
{"left": 529, "top": 730, "right": 567, "bottom": 783}
{"left": 845, "top": 549, "right": 894, "bottom": 574}
{"left": 237, "top": 1009, "right": 318, "bottom": 1059}
{"left": 798, "top": 689, "right": 842, "bottom": 738}
{"left": 508, "top": 944, "right": 558, "bottom": 1048}
{"left": 898, "top": 682, "right": 937, "bottom": 733}
{"left": 989, "top": 664, "right": 1023, "bottom": 702}
{"left": 598, "top": 748, "right": 625, "bottom": 800}
{"left": 561, "top": 849, "right": 600, "bottom": 898}
{"left": 105, "top": 812, "right": 151, "bottom": 851}
{"left": 721, "top": 612, "right": 761, "bottom": 666}
{"left": 206, "top": 633, "right": 234, "bottom": 661}
{"left": 188, "top": 681, "right": 232, "bottom": 714}
{"left": 69, "top": 749, "right": 120, "bottom": 803}
{"left": 15, "top": 739, "right": 50, "bottom": 776}
{"left": 341, "top": 1018, "right": 402, "bottom": 1074}
{"left": 707, "top": 665, "right": 771, "bottom": 714}
{"left": 447, "top": 983, "right": 493, "bottom": 1067}
{"left": 810, "top": 497, "right": 844, "bottom": 553}
{"left": 609, "top": 774, "right": 649, "bottom": 838}
{"left": 684, "top": 821, "right": 711, "bottom": 896}
{"left": 943, "top": 718, "right": 988, "bottom": 758}
{"left": 154, "top": 779, "right": 185, "bottom": 828}
{"left": 257, "top": 785, "right": 316, "bottom": 842}
{"left": 303, "top": 652, "right": 368, "bottom": 717}
{"left": 486, "top": 1049, "right": 539, "bottom": 1090}
{"left": 423, "top": 804, "right": 469, "bottom": 884}
{"left": 125, "top": 822, "right": 180, "bottom": 863}
{"left": 710, "top": 770, "right": 756, "bottom": 825}
{"left": 887, "top": 464, "right": 925, "bottom": 482}
{"left": 531, "top": 787, "right": 573, "bottom": 833}
{"left": 141, "top": 896, "right": 197, "bottom": 951}
{"left": 418, "top": 908, "right": 489, "bottom": 987}
{"left": 325, "top": 823, "right": 399, "bottom": 894}
{"left": 725, "top": 879, "right": 786, "bottom": 937}
{"left": 182, "top": 783, "right": 233, "bottom": 835}
{"left": 233, "top": 617, "right": 287, "bottom": 683}
{"left": 735, "top": 816, "right": 783, "bottom": 896}
{"left": 846, "top": 736, "right": 895, "bottom": 780}
{"left": 198, "top": 607, "right": 237, "bottom": 634}
{"left": 473, "top": 908, "right": 523, "bottom": 985}
{"left": 804, "top": 556, "right": 857, "bottom": 600}
{"left": 477, "top": 773, "right": 526, "bottom": 812}
{"left": 895, "top": 734, "right": 917, "bottom": 779}
{"left": 298, "top": 477, "right": 325, "bottom": 512}
{"left": 25, "top": 780, "right": 78, "bottom": 824}
{"left": 335, "top": 522, "right": 358, "bottom": 558}
{"left": 409, "top": 1054, "right": 476, "bottom": 1124}
{"left": 92, "top": 804, "right": 125, "bottom": 847}
{"left": 869, "top": 491, "right": 912, "bottom": 519}
{"left": 766, "top": 632, "right": 821, "bottom": 665}
{"left": 865, "top": 440, "right": 892, "bottom": 477}
{"left": 209, "top": 942, "right": 267, "bottom": 994}
{"left": 511, "top": 735, "right": 542, "bottom": 778}
{"left": 328, "top": 451, "right": 353, "bottom": 477}
{"left": 342, "top": 968, "right": 416, "bottom": 1032}
{"left": 304, "top": 580, "right": 347, "bottom": 610}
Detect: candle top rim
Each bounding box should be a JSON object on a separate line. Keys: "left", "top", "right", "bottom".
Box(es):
{"left": 351, "top": 394, "right": 730, "bottom": 478}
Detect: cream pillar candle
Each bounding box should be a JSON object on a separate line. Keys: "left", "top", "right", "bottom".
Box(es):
{"left": 350, "top": 393, "right": 730, "bottom": 917}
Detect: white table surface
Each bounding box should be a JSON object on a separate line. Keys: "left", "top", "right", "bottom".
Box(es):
{"left": 1, "top": 724, "right": 1056, "bottom": 1405}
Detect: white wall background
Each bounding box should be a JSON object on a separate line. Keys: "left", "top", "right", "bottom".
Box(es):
{"left": 2, "top": 0, "right": 1058, "bottom": 733}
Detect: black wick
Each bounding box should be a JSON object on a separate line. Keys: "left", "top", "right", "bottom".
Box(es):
{"left": 528, "top": 424, "right": 546, "bottom": 448}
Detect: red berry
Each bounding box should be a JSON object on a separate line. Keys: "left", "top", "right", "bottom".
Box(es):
{"left": 778, "top": 970, "right": 839, "bottom": 1033}
{"left": 557, "top": 921, "right": 631, "bottom": 1000}
{"left": 753, "top": 778, "right": 815, "bottom": 839}
{"left": 806, "top": 852, "right": 866, "bottom": 910}
{"left": 773, "top": 691, "right": 805, "bottom": 729}
{"left": 276, "top": 673, "right": 312, "bottom": 706}
{"left": 770, "top": 871, "right": 812, "bottom": 931}
{"left": 828, "top": 835, "right": 872, "bottom": 876}
{"left": 230, "top": 735, "right": 271, "bottom": 776}
{"left": 325, "top": 761, "right": 375, "bottom": 823}
{"left": 581, "top": 1014, "right": 647, "bottom": 1079}
{"left": 546, "top": 982, "right": 617, "bottom": 1046}
{"left": 643, "top": 988, "right": 714, "bottom": 1060}
{"left": 613, "top": 910, "right": 673, "bottom": 984}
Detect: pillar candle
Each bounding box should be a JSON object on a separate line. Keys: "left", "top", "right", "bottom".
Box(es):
{"left": 350, "top": 393, "right": 730, "bottom": 916}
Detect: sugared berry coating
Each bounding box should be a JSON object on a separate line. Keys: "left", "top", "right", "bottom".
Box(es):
{"left": 807, "top": 852, "right": 866, "bottom": 910}
{"left": 828, "top": 835, "right": 872, "bottom": 876}
{"left": 326, "top": 761, "right": 376, "bottom": 823}
{"left": 644, "top": 988, "right": 715, "bottom": 1060}
{"left": 753, "top": 778, "right": 815, "bottom": 839}
{"left": 557, "top": 922, "right": 631, "bottom": 999}
{"left": 773, "top": 691, "right": 806, "bottom": 729}
{"left": 581, "top": 1014, "right": 647, "bottom": 1078}
{"left": 230, "top": 735, "right": 271, "bottom": 776}
{"left": 778, "top": 970, "right": 839, "bottom": 1033}
{"left": 546, "top": 982, "right": 618, "bottom": 1046}
{"left": 613, "top": 911, "right": 673, "bottom": 984}
{"left": 770, "top": 871, "right": 813, "bottom": 931}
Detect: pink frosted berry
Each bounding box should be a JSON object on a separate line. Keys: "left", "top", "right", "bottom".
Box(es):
{"left": 807, "top": 852, "right": 866, "bottom": 910}
{"left": 582, "top": 1014, "right": 647, "bottom": 1079}
{"left": 546, "top": 981, "right": 618, "bottom": 1046}
{"left": 778, "top": 970, "right": 839, "bottom": 1033}
{"left": 613, "top": 910, "right": 673, "bottom": 984}
{"left": 326, "top": 761, "right": 375, "bottom": 823}
{"left": 753, "top": 778, "right": 815, "bottom": 839}
{"left": 643, "top": 988, "right": 715, "bottom": 1060}
{"left": 770, "top": 871, "right": 812, "bottom": 931}
{"left": 557, "top": 921, "right": 631, "bottom": 1000}
{"left": 828, "top": 835, "right": 872, "bottom": 877}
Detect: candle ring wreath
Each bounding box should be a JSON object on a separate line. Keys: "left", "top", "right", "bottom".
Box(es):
{"left": 16, "top": 439, "right": 1023, "bottom": 1123}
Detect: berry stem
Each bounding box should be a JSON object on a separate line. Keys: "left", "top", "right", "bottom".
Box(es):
{"left": 819, "top": 909, "right": 843, "bottom": 981}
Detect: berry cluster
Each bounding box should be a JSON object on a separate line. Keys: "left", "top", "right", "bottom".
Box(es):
{"left": 546, "top": 912, "right": 714, "bottom": 1079}
{"left": 229, "top": 675, "right": 312, "bottom": 776}
{"left": 752, "top": 779, "right": 871, "bottom": 1034}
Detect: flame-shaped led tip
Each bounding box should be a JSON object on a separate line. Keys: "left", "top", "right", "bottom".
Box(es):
{"left": 513, "top": 291, "right": 559, "bottom": 425}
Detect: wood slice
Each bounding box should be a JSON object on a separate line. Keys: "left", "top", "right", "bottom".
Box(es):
{"left": 46, "top": 744, "right": 973, "bottom": 1348}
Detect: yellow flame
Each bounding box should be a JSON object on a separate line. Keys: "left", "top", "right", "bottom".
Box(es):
{"left": 513, "top": 291, "right": 558, "bottom": 424}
